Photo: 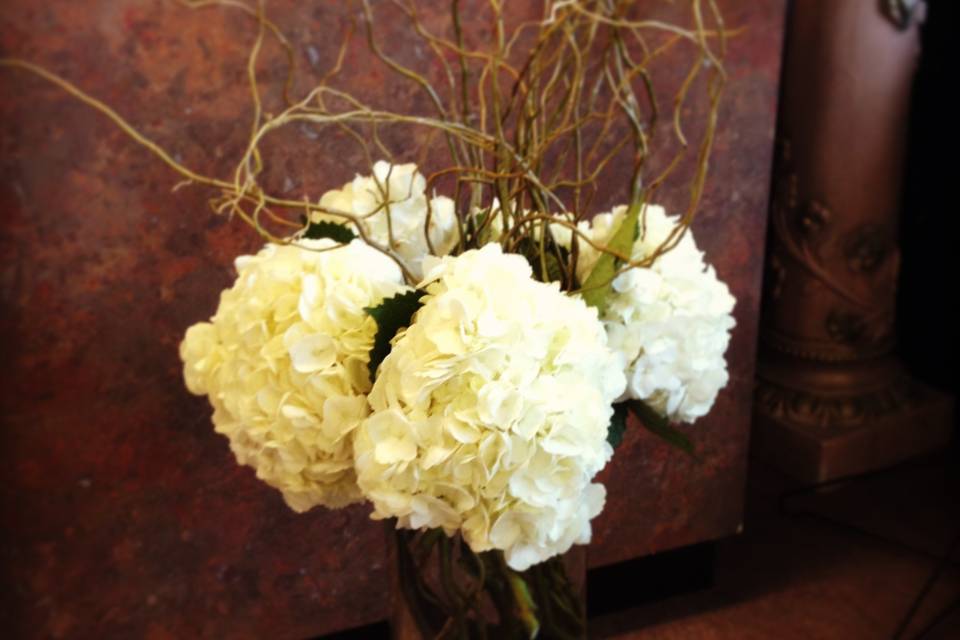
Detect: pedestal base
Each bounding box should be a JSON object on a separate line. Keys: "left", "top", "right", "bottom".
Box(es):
{"left": 753, "top": 357, "right": 954, "bottom": 483}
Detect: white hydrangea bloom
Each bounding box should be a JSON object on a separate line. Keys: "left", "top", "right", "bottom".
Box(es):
{"left": 180, "top": 239, "right": 408, "bottom": 511}
{"left": 315, "top": 161, "right": 459, "bottom": 280}
{"left": 578, "top": 204, "right": 736, "bottom": 423}
{"left": 353, "top": 243, "right": 625, "bottom": 571}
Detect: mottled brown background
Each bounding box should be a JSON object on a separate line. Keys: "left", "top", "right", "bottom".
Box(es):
{"left": 0, "top": 1, "right": 785, "bottom": 638}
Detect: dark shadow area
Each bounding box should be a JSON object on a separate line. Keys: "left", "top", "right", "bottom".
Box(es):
{"left": 320, "top": 620, "right": 389, "bottom": 640}
{"left": 586, "top": 542, "right": 716, "bottom": 619}
{"left": 898, "top": 0, "right": 957, "bottom": 399}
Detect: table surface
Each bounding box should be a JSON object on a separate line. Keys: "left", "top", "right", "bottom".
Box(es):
{"left": 0, "top": 1, "right": 785, "bottom": 637}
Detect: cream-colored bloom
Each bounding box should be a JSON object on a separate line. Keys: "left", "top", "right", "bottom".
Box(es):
{"left": 180, "top": 239, "right": 408, "bottom": 511}
{"left": 314, "top": 161, "right": 459, "bottom": 280}
{"left": 579, "top": 205, "right": 736, "bottom": 423}
{"left": 353, "top": 243, "right": 625, "bottom": 570}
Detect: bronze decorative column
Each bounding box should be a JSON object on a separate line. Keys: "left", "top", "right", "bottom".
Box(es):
{"left": 753, "top": 0, "right": 953, "bottom": 482}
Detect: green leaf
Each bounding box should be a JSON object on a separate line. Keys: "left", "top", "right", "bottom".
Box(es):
{"left": 580, "top": 200, "right": 643, "bottom": 312}
{"left": 364, "top": 289, "right": 426, "bottom": 381}
{"left": 628, "top": 399, "right": 697, "bottom": 459}
{"left": 300, "top": 216, "right": 357, "bottom": 243}
{"left": 607, "top": 402, "right": 629, "bottom": 449}
{"left": 514, "top": 236, "right": 570, "bottom": 285}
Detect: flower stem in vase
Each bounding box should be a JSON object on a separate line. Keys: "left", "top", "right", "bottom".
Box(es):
{"left": 388, "top": 522, "right": 587, "bottom": 639}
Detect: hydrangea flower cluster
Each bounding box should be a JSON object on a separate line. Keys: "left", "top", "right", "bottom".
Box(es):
{"left": 180, "top": 161, "right": 735, "bottom": 570}
{"left": 180, "top": 238, "right": 407, "bottom": 511}
{"left": 353, "top": 244, "right": 625, "bottom": 570}
{"left": 577, "top": 204, "right": 736, "bottom": 422}
{"left": 314, "top": 161, "right": 459, "bottom": 280}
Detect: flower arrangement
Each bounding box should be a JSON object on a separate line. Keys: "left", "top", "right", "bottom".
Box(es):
{"left": 2, "top": 1, "right": 734, "bottom": 636}
{"left": 180, "top": 162, "right": 735, "bottom": 576}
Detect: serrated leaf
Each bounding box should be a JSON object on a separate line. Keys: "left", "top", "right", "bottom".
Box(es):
{"left": 300, "top": 216, "right": 357, "bottom": 243}
{"left": 628, "top": 399, "right": 697, "bottom": 459}
{"left": 607, "top": 402, "right": 629, "bottom": 449}
{"left": 364, "top": 289, "right": 426, "bottom": 381}
{"left": 580, "top": 200, "right": 643, "bottom": 312}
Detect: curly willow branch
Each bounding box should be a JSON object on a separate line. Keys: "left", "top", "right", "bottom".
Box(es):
{"left": 1, "top": 0, "right": 733, "bottom": 289}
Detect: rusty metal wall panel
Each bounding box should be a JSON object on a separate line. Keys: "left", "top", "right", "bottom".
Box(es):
{"left": 590, "top": 1, "right": 787, "bottom": 566}
{"left": 0, "top": 1, "right": 785, "bottom": 637}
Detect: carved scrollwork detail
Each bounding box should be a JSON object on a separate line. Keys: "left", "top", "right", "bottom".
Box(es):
{"left": 765, "top": 253, "right": 786, "bottom": 302}
{"left": 796, "top": 200, "right": 830, "bottom": 237}
{"left": 825, "top": 309, "right": 868, "bottom": 345}
{"left": 769, "top": 144, "right": 868, "bottom": 312}
{"left": 845, "top": 224, "right": 891, "bottom": 274}
{"left": 768, "top": 144, "right": 834, "bottom": 299}
{"left": 764, "top": 139, "right": 896, "bottom": 357}
{"left": 755, "top": 375, "right": 923, "bottom": 429}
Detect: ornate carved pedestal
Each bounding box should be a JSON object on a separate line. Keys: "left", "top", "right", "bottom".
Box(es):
{"left": 753, "top": 0, "right": 954, "bottom": 482}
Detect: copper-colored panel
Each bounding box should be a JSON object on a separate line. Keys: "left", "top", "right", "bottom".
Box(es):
{"left": 590, "top": 1, "right": 785, "bottom": 566}
{"left": 0, "top": 1, "right": 784, "bottom": 637}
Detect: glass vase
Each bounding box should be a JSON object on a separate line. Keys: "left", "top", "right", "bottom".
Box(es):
{"left": 387, "top": 523, "right": 587, "bottom": 639}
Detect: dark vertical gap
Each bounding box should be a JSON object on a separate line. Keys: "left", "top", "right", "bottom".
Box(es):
{"left": 898, "top": 0, "right": 956, "bottom": 395}
{"left": 897, "top": 0, "right": 958, "bottom": 460}
{"left": 585, "top": 542, "right": 716, "bottom": 619}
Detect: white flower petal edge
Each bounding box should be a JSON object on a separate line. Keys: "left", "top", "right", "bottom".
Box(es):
{"left": 354, "top": 243, "right": 626, "bottom": 571}
{"left": 180, "top": 239, "right": 408, "bottom": 511}
{"left": 315, "top": 161, "right": 460, "bottom": 280}
{"left": 578, "top": 204, "right": 736, "bottom": 423}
